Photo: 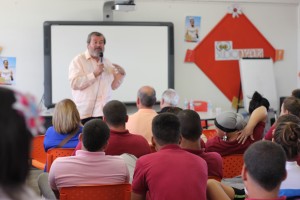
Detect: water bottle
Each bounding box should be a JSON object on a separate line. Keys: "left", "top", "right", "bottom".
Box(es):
{"left": 208, "top": 100, "right": 213, "bottom": 115}
{"left": 183, "top": 98, "right": 189, "bottom": 109}
{"left": 189, "top": 99, "right": 194, "bottom": 110}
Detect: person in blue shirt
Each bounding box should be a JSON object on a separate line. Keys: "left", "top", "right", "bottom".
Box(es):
{"left": 44, "top": 98, "right": 82, "bottom": 152}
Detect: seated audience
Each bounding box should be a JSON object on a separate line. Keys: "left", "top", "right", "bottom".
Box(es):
{"left": 207, "top": 141, "right": 287, "bottom": 200}
{"left": 178, "top": 109, "right": 223, "bottom": 179}
{"left": 273, "top": 115, "right": 300, "bottom": 198}
{"left": 73, "top": 100, "right": 151, "bottom": 158}
{"left": 158, "top": 88, "right": 182, "bottom": 114}
{"left": 205, "top": 110, "right": 264, "bottom": 156}
{"left": 126, "top": 85, "right": 158, "bottom": 143}
{"left": 237, "top": 91, "right": 269, "bottom": 144}
{"left": 264, "top": 96, "right": 300, "bottom": 140}
{"left": 49, "top": 119, "right": 129, "bottom": 198}
{"left": 0, "top": 87, "right": 44, "bottom": 199}
{"left": 44, "top": 98, "right": 82, "bottom": 151}
{"left": 131, "top": 113, "right": 208, "bottom": 200}
{"left": 291, "top": 88, "right": 300, "bottom": 99}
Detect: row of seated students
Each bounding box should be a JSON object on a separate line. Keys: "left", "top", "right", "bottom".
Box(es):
{"left": 0, "top": 85, "right": 299, "bottom": 199}
{"left": 41, "top": 85, "right": 299, "bottom": 199}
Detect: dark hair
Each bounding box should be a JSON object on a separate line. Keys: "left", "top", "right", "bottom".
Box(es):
{"left": 248, "top": 91, "right": 270, "bottom": 114}
{"left": 0, "top": 87, "right": 33, "bottom": 198}
{"left": 274, "top": 121, "right": 300, "bottom": 161}
{"left": 82, "top": 119, "right": 110, "bottom": 152}
{"left": 162, "top": 107, "right": 183, "bottom": 115}
{"left": 152, "top": 113, "right": 180, "bottom": 145}
{"left": 138, "top": 86, "right": 156, "bottom": 107}
{"left": 177, "top": 109, "right": 202, "bottom": 141}
{"left": 244, "top": 141, "right": 286, "bottom": 191}
{"left": 103, "top": 100, "right": 127, "bottom": 126}
{"left": 87, "top": 32, "right": 106, "bottom": 44}
{"left": 282, "top": 96, "right": 300, "bottom": 117}
{"left": 291, "top": 88, "right": 300, "bottom": 99}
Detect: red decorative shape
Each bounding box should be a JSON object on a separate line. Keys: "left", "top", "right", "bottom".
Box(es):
{"left": 186, "top": 14, "right": 276, "bottom": 102}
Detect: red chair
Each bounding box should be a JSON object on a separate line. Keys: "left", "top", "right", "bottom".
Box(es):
{"left": 46, "top": 148, "right": 74, "bottom": 172}
{"left": 222, "top": 154, "right": 244, "bottom": 178}
{"left": 60, "top": 184, "right": 132, "bottom": 200}
{"left": 31, "top": 135, "right": 46, "bottom": 170}
{"left": 192, "top": 100, "right": 208, "bottom": 112}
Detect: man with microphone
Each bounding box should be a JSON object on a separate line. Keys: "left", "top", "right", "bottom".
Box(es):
{"left": 69, "top": 31, "right": 126, "bottom": 124}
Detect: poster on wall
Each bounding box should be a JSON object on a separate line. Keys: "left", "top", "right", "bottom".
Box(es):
{"left": 0, "top": 57, "right": 16, "bottom": 85}
{"left": 185, "top": 16, "right": 201, "bottom": 42}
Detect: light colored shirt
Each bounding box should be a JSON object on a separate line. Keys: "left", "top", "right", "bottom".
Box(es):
{"left": 126, "top": 108, "right": 158, "bottom": 143}
{"left": 49, "top": 150, "right": 130, "bottom": 191}
{"left": 279, "top": 161, "right": 300, "bottom": 197}
{"left": 69, "top": 50, "right": 116, "bottom": 119}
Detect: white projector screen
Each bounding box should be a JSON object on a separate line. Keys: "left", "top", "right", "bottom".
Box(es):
{"left": 44, "top": 21, "right": 174, "bottom": 108}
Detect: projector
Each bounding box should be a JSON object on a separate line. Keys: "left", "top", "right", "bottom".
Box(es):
{"left": 113, "top": 0, "right": 135, "bottom": 11}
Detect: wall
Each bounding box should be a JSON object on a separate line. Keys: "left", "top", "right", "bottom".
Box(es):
{"left": 0, "top": 0, "right": 299, "bottom": 111}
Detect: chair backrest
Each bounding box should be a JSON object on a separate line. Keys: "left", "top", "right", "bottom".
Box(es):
{"left": 31, "top": 135, "right": 46, "bottom": 170}
{"left": 46, "top": 148, "right": 74, "bottom": 172}
{"left": 222, "top": 154, "right": 244, "bottom": 178}
{"left": 202, "top": 129, "right": 217, "bottom": 140}
{"left": 60, "top": 184, "right": 132, "bottom": 200}
{"left": 192, "top": 100, "right": 208, "bottom": 112}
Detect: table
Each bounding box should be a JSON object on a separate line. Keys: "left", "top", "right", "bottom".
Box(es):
{"left": 197, "top": 112, "right": 216, "bottom": 129}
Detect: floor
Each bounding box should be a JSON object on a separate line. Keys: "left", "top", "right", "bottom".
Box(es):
{"left": 26, "top": 167, "right": 43, "bottom": 196}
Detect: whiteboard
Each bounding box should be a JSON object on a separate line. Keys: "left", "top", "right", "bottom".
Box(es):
{"left": 239, "top": 58, "right": 278, "bottom": 112}
{"left": 44, "top": 21, "right": 174, "bottom": 108}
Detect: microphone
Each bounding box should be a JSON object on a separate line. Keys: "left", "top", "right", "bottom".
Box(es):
{"left": 99, "top": 52, "right": 103, "bottom": 63}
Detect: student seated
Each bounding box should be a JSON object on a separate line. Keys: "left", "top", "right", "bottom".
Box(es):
{"left": 44, "top": 98, "right": 82, "bottom": 151}
{"left": 0, "top": 87, "right": 44, "bottom": 199}
{"left": 264, "top": 96, "right": 300, "bottom": 141}
{"left": 131, "top": 113, "right": 208, "bottom": 200}
{"left": 157, "top": 88, "right": 182, "bottom": 114}
{"left": 49, "top": 119, "right": 129, "bottom": 199}
{"left": 206, "top": 92, "right": 268, "bottom": 156}
{"left": 73, "top": 100, "right": 151, "bottom": 158}
{"left": 178, "top": 109, "right": 223, "bottom": 179}
{"left": 273, "top": 114, "right": 300, "bottom": 198}
{"left": 207, "top": 141, "right": 287, "bottom": 200}
{"left": 205, "top": 110, "right": 264, "bottom": 156}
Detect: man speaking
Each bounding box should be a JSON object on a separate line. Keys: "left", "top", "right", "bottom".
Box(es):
{"left": 69, "top": 32, "right": 126, "bottom": 124}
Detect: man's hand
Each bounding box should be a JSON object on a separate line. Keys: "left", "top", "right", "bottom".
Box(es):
{"left": 93, "top": 63, "right": 104, "bottom": 77}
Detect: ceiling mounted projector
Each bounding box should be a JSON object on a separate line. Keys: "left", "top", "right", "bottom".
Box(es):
{"left": 113, "top": 0, "right": 135, "bottom": 11}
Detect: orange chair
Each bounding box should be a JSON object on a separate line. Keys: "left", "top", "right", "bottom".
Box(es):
{"left": 60, "top": 184, "right": 132, "bottom": 200}
{"left": 192, "top": 100, "right": 208, "bottom": 112}
{"left": 202, "top": 129, "right": 217, "bottom": 140}
{"left": 31, "top": 135, "right": 46, "bottom": 170}
{"left": 46, "top": 148, "right": 74, "bottom": 172}
{"left": 222, "top": 154, "right": 244, "bottom": 178}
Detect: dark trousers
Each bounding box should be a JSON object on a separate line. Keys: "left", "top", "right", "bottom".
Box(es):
{"left": 81, "top": 116, "right": 103, "bottom": 125}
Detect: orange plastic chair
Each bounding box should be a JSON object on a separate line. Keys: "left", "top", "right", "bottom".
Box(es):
{"left": 60, "top": 184, "right": 132, "bottom": 200}
{"left": 31, "top": 135, "right": 46, "bottom": 170}
{"left": 46, "top": 148, "right": 74, "bottom": 172}
{"left": 202, "top": 129, "right": 217, "bottom": 140}
{"left": 222, "top": 154, "right": 244, "bottom": 178}
{"left": 192, "top": 100, "right": 208, "bottom": 112}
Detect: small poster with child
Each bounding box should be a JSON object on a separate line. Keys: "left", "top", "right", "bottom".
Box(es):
{"left": 0, "top": 57, "right": 16, "bottom": 85}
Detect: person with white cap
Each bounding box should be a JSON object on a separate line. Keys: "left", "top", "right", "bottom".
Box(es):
{"left": 205, "top": 109, "right": 265, "bottom": 156}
